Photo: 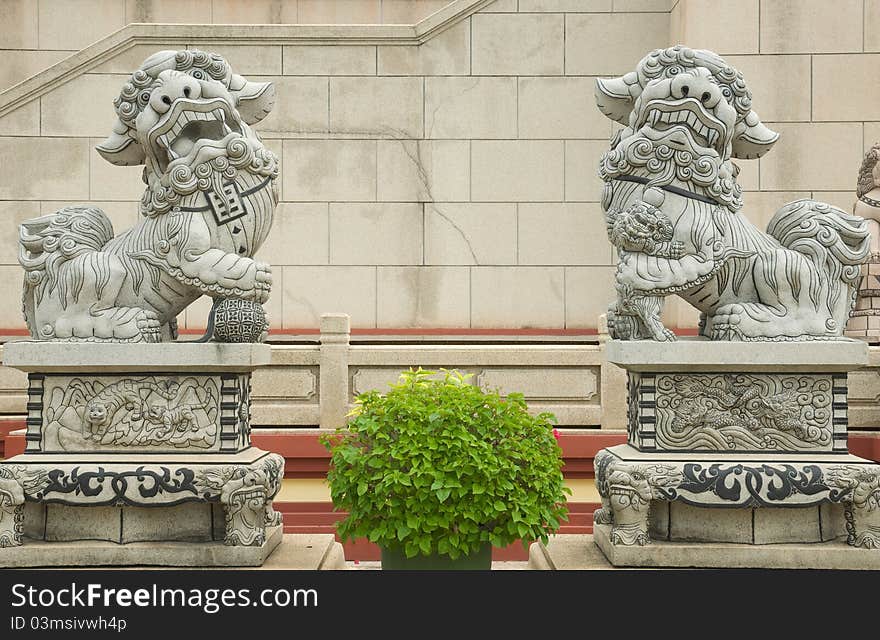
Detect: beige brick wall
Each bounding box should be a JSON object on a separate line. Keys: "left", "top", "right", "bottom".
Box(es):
{"left": 0, "top": 0, "right": 451, "bottom": 90}
{"left": 0, "top": 0, "right": 875, "bottom": 331}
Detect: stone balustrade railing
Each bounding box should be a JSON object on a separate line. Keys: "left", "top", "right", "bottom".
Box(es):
{"left": 3, "top": 313, "right": 880, "bottom": 433}
{"left": 247, "top": 314, "right": 622, "bottom": 431}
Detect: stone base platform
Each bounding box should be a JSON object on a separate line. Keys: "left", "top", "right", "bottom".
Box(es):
{"left": 595, "top": 445, "right": 880, "bottom": 551}
{"left": 1, "top": 449, "right": 287, "bottom": 551}
{"left": 1, "top": 524, "right": 282, "bottom": 568}
{"left": 0, "top": 341, "right": 292, "bottom": 567}
{"left": 528, "top": 535, "right": 614, "bottom": 570}
{"left": 0, "top": 531, "right": 346, "bottom": 569}
{"left": 529, "top": 531, "right": 880, "bottom": 570}
{"left": 590, "top": 339, "right": 880, "bottom": 568}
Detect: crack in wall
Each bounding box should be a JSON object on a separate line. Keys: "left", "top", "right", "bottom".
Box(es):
{"left": 268, "top": 123, "right": 481, "bottom": 266}
{"left": 425, "top": 76, "right": 481, "bottom": 139}
{"left": 394, "top": 134, "right": 481, "bottom": 266}
{"left": 269, "top": 122, "right": 480, "bottom": 326}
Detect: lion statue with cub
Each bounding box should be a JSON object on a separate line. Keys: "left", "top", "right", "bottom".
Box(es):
{"left": 18, "top": 50, "right": 278, "bottom": 342}
{"left": 598, "top": 46, "right": 869, "bottom": 341}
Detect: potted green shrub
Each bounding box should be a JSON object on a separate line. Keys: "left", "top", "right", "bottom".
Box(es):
{"left": 321, "top": 368, "right": 570, "bottom": 570}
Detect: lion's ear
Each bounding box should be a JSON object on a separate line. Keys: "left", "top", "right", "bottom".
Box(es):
{"left": 731, "top": 110, "right": 778, "bottom": 160}
{"left": 96, "top": 120, "right": 146, "bottom": 166}
{"left": 595, "top": 73, "right": 638, "bottom": 125}
{"left": 230, "top": 75, "right": 276, "bottom": 125}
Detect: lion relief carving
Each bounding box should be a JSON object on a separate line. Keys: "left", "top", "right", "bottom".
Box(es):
{"left": 597, "top": 46, "right": 870, "bottom": 341}
{"left": 18, "top": 50, "right": 278, "bottom": 342}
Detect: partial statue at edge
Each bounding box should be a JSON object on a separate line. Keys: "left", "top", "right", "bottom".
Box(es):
{"left": 597, "top": 46, "right": 869, "bottom": 342}
{"left": 847, "top": 143, "right": 880, "bottom": 340}
{"left": 18, "top": 50, "right": 277, "bottom": 343}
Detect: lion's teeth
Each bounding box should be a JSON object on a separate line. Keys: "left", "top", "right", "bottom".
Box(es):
{"left": 159, "top": 134, "right": 170, "bottom": 149}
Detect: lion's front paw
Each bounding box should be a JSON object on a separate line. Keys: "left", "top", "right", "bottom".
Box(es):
{"left": 607, "top": 308, "right": 640, "bottom": 340}
{"left": 225, "top": 260, "right": 273, "bottom": 303}
{"left": 668, "top": 241, "right": 684, "bottom": 260}
{"left": 91, "top": 306, "right": 162, "bottom": 342}
{"left": 135, "top": 309, "right": 162, "bottom": 343}
{"left": 710, "top": 303, "right": 745, "bottom": 341}
{"left": 652, "top": 326, "right": 677, "bottom": 342}
{"left": 249, "top": 261, "right": 272, "bottom": 304}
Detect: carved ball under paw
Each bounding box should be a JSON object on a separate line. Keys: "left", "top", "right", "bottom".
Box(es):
{"left": 212, "top": 299, "right": 269, "bottom": 343}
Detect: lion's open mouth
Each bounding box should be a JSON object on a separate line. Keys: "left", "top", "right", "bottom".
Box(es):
{"left": 148, "top": 98, "right": 242, "bottom": 170}
{"left": 637, "top": 98, "right": 726, "bottom": 151}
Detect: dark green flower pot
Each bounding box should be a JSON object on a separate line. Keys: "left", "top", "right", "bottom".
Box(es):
{"left": 380, "top": 543, "right": 492, "bottom": 570}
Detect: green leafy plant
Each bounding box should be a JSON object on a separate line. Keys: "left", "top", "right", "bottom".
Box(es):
{"left": 321, "top": 368, "right": 570, "bottom": 560}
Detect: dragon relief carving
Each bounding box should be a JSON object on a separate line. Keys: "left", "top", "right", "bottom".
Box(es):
{"left": 654, "top": 374, "right": 833, "bottom": 451}
{"left": 43, "top": 376, "right": 219, "bottom": 450}
{"left": 827, "top": 466, "right": 880, "bottom": 549}
{"left": 594, "top": 450, "right": 682, "bottom": 546}
{"left": 18, "top": 49, "right": 277, "bottom": 342}
{"left": 195, "top": 454, "right": 284, "bottom": 546}
{"left": 597, "top": 46, "right": 869, "bottom": 342}
{"left": 0, "top": 466, "right": 49, "bottom": 548}
{"left": 595, "top": 453, "right": 880, "bottom": 549}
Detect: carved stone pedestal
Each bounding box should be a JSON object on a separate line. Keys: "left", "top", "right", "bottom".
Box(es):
{"left": 593, "top": 339, "right": 880, "bottom": 568}
{"left": 0, "top": 342, "right": 285, "bottom": 567}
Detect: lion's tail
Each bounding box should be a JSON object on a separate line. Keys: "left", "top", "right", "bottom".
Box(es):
{"left": 19, "top": 206, "right": 115, "bottom": 335}
{"left": 767, "top": 199, "right": 869, "bottom": 330}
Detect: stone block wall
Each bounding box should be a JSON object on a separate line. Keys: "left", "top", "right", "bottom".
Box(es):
{"left": 0, "top": 0, "right": 451, "bottom": 89}
{"left": 0, "top": 0, "right": 876, "bottom": 333}
{"left": 0, "top": 0, "right": 671, "bottom": 332}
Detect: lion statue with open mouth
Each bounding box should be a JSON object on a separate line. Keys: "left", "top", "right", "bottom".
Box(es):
{"left": 18, "top": 49, "right": 278, "bottom": 342}
{"left": 597, "top": 46, "right": 869, "bottom": 341}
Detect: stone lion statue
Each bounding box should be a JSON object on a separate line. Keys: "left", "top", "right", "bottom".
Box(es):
{"left": 18, "top": 50, "right": 278, "bottom": 342}
{"left": 597, "top": 46, "right": 870, "bottom": 341}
